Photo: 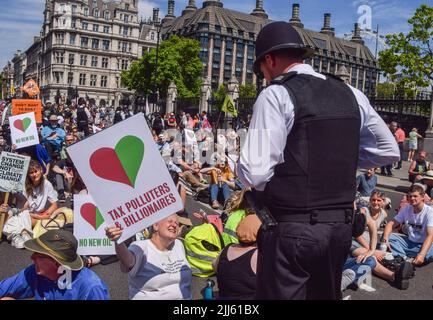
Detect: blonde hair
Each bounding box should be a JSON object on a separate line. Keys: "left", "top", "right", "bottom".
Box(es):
{"left": 225, "top": 189, "right": 255, "bottom": 215}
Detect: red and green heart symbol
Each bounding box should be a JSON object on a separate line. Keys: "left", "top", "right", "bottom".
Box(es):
{"left": 89, "top": 135, "right": 144, "bottom": 188}
{"left": 81, "top": 203, "right": 105, "bottom": 231}
{"left": 13, "top": 118, "right": 32, "bottom": 133}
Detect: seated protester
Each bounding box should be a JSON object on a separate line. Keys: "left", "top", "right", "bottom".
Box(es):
{"left": 420, "top": 170, "right": 433, "bottom": 198}
{"left": 222, "top": 189, "right": 253, "bottom": 247}
{"left": 16, "top": 143, "right": 52, "bottom": 176}
{"left": 0, "top": 230, "right": 110, "bottom": 300}
{"left": 156, "top": 133, "right": 171, "bottom": 155}
{"left": 213, "top": 214, "right": 261, "bottom": 300}
{"left": 384, "top": 184, "right": 433, "bottom": 267}
{"left": 349, "top": 191, "right": 412, "bottom": 289}
{"left": 106, "top": 214, "right": 192, "bottom": 300}
{"left": 356, "top": 168, "right": 377, "bottom": 198}
{"left": 41, "top": 114, "right": 66, "bottom": 155}
{"left": 2, "top": 161, "right": 58, "bottom": 249}
{"left": 179, "top": 160, "right": 208, "bottom": 191}
{"left": 341, "top": 256, "right": 377, "bottom": 292}
{"left": 200, "top": 157, "right": 236, "bottom": 209}
{"left": 408, "top": 150, "right": 430, "bottom": 183}
{"left": 397, "top": 183, "right": 431, "bottom": 212}
{"left": 51, "top": 135, "right": 75, "bottom": 203}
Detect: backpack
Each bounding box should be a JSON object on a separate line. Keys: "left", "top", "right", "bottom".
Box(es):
{"left": 76, "top": 107, "right": 88, "bottom": 125}
{"left": 113, "top": 112, "right": 123, "bottom": 124}
{"left": 194, "top": 188, "right": 211, "bottom": 204}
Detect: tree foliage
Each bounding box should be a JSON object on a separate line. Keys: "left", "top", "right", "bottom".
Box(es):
{"left": 239, "top": 84, "right": 257, "bottom": 98}
{"left": 379, "top": 5, "right": 433, "bottom": 91}
{"left": 212, "top": 84, "right": 227, "bottom": 101}
{"left": 121, "top": 35, "right": 203, "bottom": 98}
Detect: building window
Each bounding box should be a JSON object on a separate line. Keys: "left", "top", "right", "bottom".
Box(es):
{"left": 68, "top": 53, "right": 75, "bottom": 65}
{"left": 116, "top": 77, "right": 119, "bottom": 88}
{"left": 55, "top": 33, "right": 65, "bottom": 44}
{"left": 103, "top": 26, "right": 110, "bottom": 33}
{"left": 150, "top": 32, "right": 155, "bottom": 40}
{"left": 54, "top": 52, "right": 64, "bottom": 64}
{"left": 84, "top": 7, "right": 88, "bottom": 16}
{"left": 69, "top": 34, "right": 76, "bottom": 45}
{"left": 101, "top": 75, "right": 108, "bottom": 87}
{"left": 215, "top": 25, "right": 221, "bottom": 32}
{"left": 53, "top": 72, "right": 63, "bottom": 84}
{"left": 102, "top": 40, "right": 110, "bottom": 51}
{"left": 123, "top": 26, "right": 129, "bottom": 36}
{"left": 104, "top": 11, "right": 110, "bottom": 20}
{"left": 93, "top": 24, "right": 99, "bottom": 32}
{"left": 71, "top": 18, "right": 76, "bottom": 29}
{"left": 67, "top": 72, "right": 73, "bottom": 85}
{"left": 80, "top": 54, "right": 87, "bottom": 66}
{"left": 79, "top": 73, "right": 87, "bottom": 85}
{"left": 93, "top": 9, "right": 99, "bottom": 18}
{"left": 90, "top": 75, "right": 97, "bottom": 86}
{"left": 81, "top": 37, "right": 89, "bottom": 48}
{"left": 119, "top": 42, "right": 127, "bottom": 52}
{"left": 124, "top": 14, "right": 129, "bottom": 23}
{"left": 102, "top": 57, "right": 108, "bottom": 68}
{"left": 91, "top": 56, "right": 98, "bottom": 67}
{"left": 82, "top": 22, "right": 88, "bottom": 30}
{"left": 121, "top": 59, "right": 129, "bottom": 70}
{"left": 71, "top": 5, "right": 77, "bottom": 14}
{"left": 125, "top": 4, "right": 130, "bottom": 10}
{"left": 92, "top": 39, "right": 99, "bottom": 49}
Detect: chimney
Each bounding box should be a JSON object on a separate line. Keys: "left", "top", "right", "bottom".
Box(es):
{"left": 251, "top": 0, "right": 268, "bottom": 19}
{"left": 163, "top": 0, "right": 175, "bottom": 22}
{"left": 182, "top": 0, "right": 197, "bottom": 15}
{"left": 289, "top": 3, "right": 303, "bottom": 28}
{"left": 321, "top": 13, "right": 334, "bottom": 36}
{"left": 351, "top": 23, "right": 364, "bottom": 44}
{"left": 153, "top": 8, "right": 159, "bottom": 23}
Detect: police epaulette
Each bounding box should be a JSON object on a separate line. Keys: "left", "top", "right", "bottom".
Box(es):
{"left": 322, "top": 72, "right": 344, "bottom": 82}
{"left": 270, "top": 72, "right": 298, "bottom": 85}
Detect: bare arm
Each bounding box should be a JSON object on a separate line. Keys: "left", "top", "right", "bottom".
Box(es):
{"left": 413, "top": 227, "right": 433, "bottom": 266}
{"left": 106, "top": 227, "right": 136, "bottom": 271}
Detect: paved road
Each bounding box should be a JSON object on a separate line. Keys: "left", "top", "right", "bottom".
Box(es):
{"left": 1, "top": 188, "right": 432, "bottom": 300}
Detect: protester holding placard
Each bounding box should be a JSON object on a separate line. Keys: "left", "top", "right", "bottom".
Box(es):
{"left": 106, "top": 213, "right": 192, "bottom": 300}
{"left": 0, "top": 230, "right": 110, "bottom": 300}
{"left": 2, "top": 161, "right": 58, "bottom": 248}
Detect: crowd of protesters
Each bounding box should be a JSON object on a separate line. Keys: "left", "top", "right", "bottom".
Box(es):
{"left": 0, "top": 97, "right": 432, "bottom": 300}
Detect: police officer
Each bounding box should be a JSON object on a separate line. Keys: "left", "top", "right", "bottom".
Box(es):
{"left": 237, "top": 21, "right": 400, "bottom": 300}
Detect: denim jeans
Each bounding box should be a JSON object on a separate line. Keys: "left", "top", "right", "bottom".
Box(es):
{"left": 389, "top": 233, "right": 433, "bottom": 260}
{"left": 210, "top": 183, "right": 231, "bottom": 202}
{"left": 343, "top": 257, "right": 376, "bottom": 284}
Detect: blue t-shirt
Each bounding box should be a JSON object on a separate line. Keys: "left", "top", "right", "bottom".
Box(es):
{"left": 0, "top": 265, "right": 110, "bottom": 300}
{"left": 356, "top": 173, "right": 377, "bottom": 197}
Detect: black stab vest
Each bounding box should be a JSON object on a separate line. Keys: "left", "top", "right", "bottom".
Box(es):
{"left": 262, "top": 72, "right": 361, "bottom": 217}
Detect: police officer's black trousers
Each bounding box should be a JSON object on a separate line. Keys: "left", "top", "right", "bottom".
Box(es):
{"left": 256, "top": 221, "right": 352, "bottom": 300}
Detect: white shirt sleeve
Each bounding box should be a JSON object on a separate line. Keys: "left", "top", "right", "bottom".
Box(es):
{"left": 349, "top": 86, "right": 400, "bottom": 169}
{"left": 45, "top": 180, "right": 58, "bottom": 203}
{"left": 237, "top": 85, "right": 294, "bottom": 191}
{"left": 394, "top": 207, "right": 407, "bottom": 224}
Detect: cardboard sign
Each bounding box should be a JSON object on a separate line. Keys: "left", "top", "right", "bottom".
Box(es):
{"left": 0, "top": 152, "right": 31, "bottom": 193}
{"left": 21, "top": 79, "right": 40, "bottom": 97}
{"left": 74, "top": 195, "right": 116, "bottom": 255}
{"left": 67, "top": 113, "right": 183, "bottom": 243}
{"left": 12, "top": 99, "right": 42, "bottom": 123}
{"left": 9, "top": 112, "right": 40, "bottom": 149}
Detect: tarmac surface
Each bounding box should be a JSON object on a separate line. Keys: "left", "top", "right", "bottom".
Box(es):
{"left": 1, "top": 160, "right": 432, "bottom": 300}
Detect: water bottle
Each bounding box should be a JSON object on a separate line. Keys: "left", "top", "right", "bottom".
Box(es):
{"left": 203, "top": 279, "right": 215, "bottom": 300}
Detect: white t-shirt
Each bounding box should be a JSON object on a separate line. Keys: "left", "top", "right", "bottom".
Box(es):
{"left": 25, "top": 179, "right": 58, "bottom": 213}
{"left": 125, "top": 239, "right": 192, "bottom": 300}
{"left": 395, "top": 204, "right": 433, "bottom": 243}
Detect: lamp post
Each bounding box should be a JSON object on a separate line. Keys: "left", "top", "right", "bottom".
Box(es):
{"left": 152, "top": 20, "right": 163, "bottom": 103}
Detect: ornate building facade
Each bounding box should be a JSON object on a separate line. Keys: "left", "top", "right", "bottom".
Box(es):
{"left": 162, "top": 1, "right": 379, "bottom": 97}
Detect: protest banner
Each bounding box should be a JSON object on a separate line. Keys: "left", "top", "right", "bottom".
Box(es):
{"left": 11, "top": 99, "right": 42, "bottom": 123}
{"left": 21, "top": 79, "right": 40, "bottom": 98}
{"left": 9, "top": 112, "right": 39, "bottom": 149}
{"left": 0, "top": 152, "right": 30, "bottom": 193}
{"left": 74, "top": 195, "right": 116, "bottom": 255}
{"left": 67, "top": 113, "right": 183, "bottom": 243}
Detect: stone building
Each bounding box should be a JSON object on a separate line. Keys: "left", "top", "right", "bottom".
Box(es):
{"left": 161, "top": 1, "right": 379, "bottom": 96}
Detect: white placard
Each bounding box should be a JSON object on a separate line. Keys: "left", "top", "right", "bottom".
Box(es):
{"left": 74, "top": 195, "right": 116, "bottom": 256}
{"left": 67, "top": 113, "right": 183, "bottom": 243}
{"left": 0, "top": 152, "right": 31, "bottom": 193}
{"left": 9, "top": 112, "right": 39, "bottom": 149}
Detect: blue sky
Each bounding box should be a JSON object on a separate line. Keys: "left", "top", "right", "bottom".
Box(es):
{"left": 0, "top": 0, "right": 427, "bottom": 68}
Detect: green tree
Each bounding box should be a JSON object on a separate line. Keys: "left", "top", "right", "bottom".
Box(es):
{"left": 378, "top": 4, "right": 433, "bottom": 123}
{"left": 376, "top": 82, "right": 395, "bottom": 99}
{"left": 239, "top": 84, "right": 257, "bottom": 98}
{"left": 212, "top": 84, "right": 227, "bottom": 101}
{"left": 121, "top": 35, "right": 203, "bottom": 98}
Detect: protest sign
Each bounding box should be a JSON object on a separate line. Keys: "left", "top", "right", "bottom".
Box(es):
{"left": 67, "top": 113, "right": 183, "bottom": 243}
{"left": 74, "top": 195, "right": 116, "bottom": 255}
{"left": 0, "top": 152, "right": 30, "bottom": 193}
{"left": 9, "top": 112, "right": 39, "bottom": 149}
{"left": 12, "top": 99, "right": 42, "bottom": 123}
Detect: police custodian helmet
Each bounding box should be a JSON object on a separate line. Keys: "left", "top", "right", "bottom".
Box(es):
{"left": 253, "top": 21, "right": 315, "bottom": 75}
